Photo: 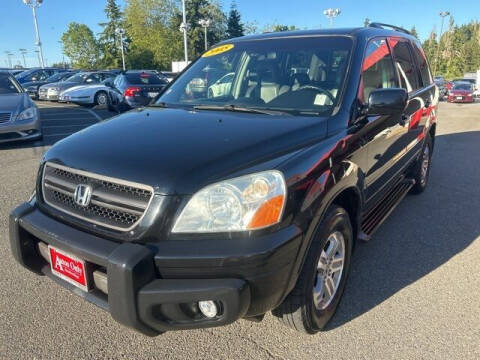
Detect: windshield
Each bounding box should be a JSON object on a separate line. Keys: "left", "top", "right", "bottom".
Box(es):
{"left": 453, "top": 83, "right": 472, "bottom": 91}
{"left": 46, "top": 72, "right": 70, "bottom": 82}
{"left": 64, "top": 73, "right": 88, "bottom": 82}
{"left": 157, "top": 36, "right": 352, "bottom": 115}
{"left": 0, "top": 75, "right": 21, "bottom": 94}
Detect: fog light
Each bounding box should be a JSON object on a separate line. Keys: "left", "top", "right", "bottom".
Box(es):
{"left": 198, "top": 300, "right": 218, "bottom": 318}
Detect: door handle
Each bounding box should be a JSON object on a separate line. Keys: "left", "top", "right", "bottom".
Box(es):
{"left": 399, "top": 115, "right": 410, "bottom": 126}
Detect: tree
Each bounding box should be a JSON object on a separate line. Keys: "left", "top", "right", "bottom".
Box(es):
{"left": 263, "top": 24, "right": 299, "bottom": 32}
{"left": 98, "top": 0, "right": 124, "bottom": 69}
{"left": 124, "top": 0, "right": 183, "bottom": 70}
{"left": 171, "top": 0, "right": 227, "bottom": 58}
{"left": 410, "top": 26, "right": 419, "bottom": 39}
{"left": 226, "top": 2, "right": 244, "bottom": 38}
{"left": 61, "top": 22, "right": 101, "bottom": 69}
{"left": 363, "top": 18, "right": 370, "bottom": 27}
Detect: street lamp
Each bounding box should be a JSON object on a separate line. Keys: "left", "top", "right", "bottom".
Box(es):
{"left": 4, "top": 51, "right": 13, "bottom": 68}
{"left": 198, "top": 19, "right": 211, "bottom": 51}
{"left": 179, "top": 0, "right": 189, "bottom": 64}
{"left": 323, "top": 8, "right": 341, "bottom": 28}
{"left": 115, "top": 28, "right": 126, "bottom": 71}
{"left": 433, "top": 11, "right": 450, "bottom": 76}
{"left": 22, "top": 0, "right": 45, "bottom": 68}
{"left": 34, "top": 49, "right": 41, "bottom": 67}
{"left": 19, "top": 49, "right": 27, "bottom": 68}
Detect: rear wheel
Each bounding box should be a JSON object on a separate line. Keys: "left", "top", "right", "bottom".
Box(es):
{"left": 410, "top": 135, "right": 433, "bottom": 194}
{"left": 94, "top": 91, "right": 108, "bottom": 106}
{"left": 272, "top": 205, "right": 353, "bottom": 334}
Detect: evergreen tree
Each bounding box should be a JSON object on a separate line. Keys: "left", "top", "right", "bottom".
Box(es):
{"left": 98, "top": 0, "right": 124, "bottom": 69}
{"left": 227, "top": 2, "right": 244, "bottom": 38}
{"left": 410, "top": 26, "right": 419, "bottom": 39}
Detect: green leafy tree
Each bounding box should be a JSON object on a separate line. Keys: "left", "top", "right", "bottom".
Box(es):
{"left": 98, "top": 0, "right": 124, "bottom": 69}
{"left": 263, "top": 24, "right": 299, "bottom": 32}
{"left": 363, "top": 18, "right": 370, "bottom": 27}
{"left": 61, "top": 22, "right": 101, "bottom": 69}
{"left": 124, "top": 0, "right": 183, "bottom": 70}
{"left": 172, "top": 0, "right": 227, "bottom": 58}
{"left": 226, "top": 2, "right": 244, "bottom": 38}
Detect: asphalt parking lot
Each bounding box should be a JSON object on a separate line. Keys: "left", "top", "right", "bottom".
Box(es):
{"left": 1, "top": 101, "right": 479, "bottom": 359}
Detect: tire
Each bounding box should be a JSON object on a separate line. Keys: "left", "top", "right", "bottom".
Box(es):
{"left": 272, "top": 205, "right": 353, "bottom": 334}
{"left": 94, "top": 91, "right": 108, "bottom": 106}
{"left": 410, "top": 134, "right": 433, "bottom": 194}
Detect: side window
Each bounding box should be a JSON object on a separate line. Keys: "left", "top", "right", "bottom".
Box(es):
{"left": 412, "top": 41, "right": 432, "bottom": 86}
{"left": 388, "top": 38, "right": 419, "bottom": 92}
{"left": 359, "top": 38, "right": 398, "bottom": 103}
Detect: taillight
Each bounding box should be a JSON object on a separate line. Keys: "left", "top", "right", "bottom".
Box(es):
{"left": 124, "top": 86, "right": 141, "bottom": 97}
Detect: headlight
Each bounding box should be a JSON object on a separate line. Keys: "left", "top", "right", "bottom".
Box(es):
{"left": 172, "top": 170, "right": 287, "bottom": 233}
{"left": 16, "top": 107, "right": 37, "bottom": 121}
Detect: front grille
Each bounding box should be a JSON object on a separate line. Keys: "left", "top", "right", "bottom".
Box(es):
{"left": 41, "top": 162, "right": 154, "bottom": 231}
{"left": 0, "top": 112, "right": 11, "bottom": 123}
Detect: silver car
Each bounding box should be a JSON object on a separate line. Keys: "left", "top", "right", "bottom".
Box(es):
{"left": 0, "top": 72, "right": 41, "bottom": 143}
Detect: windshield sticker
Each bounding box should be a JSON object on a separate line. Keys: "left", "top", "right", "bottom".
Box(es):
{"left": 202, "top": 44, "right": 234, "bottom": 58}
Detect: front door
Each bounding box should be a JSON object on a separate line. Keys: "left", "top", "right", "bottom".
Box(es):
{"left": 358, "top": 37, "right": 408, "bottom": 202}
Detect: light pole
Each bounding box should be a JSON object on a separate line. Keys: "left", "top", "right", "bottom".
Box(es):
{"left": 179, "top": 0, "right": 189, "bottom": 64}
{"left": 22, "top": 0, "right": 45, "bottom": 68}
{"left": 433, "top": 11, "right": 450, "bottom": 76}
{"left": 323, "top": 8, "right": 341, "bottom": 28}
{"left": 19, "top": 49, "right": 27, "bottom": 68}
{"left": 4, "top": 51, "right": 13, "bottom": 68}
{"left": 198, "top": 19, "right": 211, "bottom": 51}
{"left": 34, "top": 49, "right": 41, "bottom": 67}
{"left": 115, "top": 28, "right": 126, "bottom": 71}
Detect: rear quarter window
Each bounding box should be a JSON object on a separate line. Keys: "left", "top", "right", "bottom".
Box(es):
{"left": 412, "top": 41, "right": 432, "bottom": 86}
{"left": 388, "top": 38, "right": 420, "bottom": 92}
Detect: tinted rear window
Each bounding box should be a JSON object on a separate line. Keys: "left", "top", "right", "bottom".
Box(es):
{"left": 126, "top": 73, "right": 165, "bottom": 85}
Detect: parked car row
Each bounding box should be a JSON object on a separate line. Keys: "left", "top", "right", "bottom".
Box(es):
{"left": 434, "top": 75, "right": 478, "bottom": 103}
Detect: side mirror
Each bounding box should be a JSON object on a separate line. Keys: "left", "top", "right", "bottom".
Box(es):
{"left": 367, "top": 88, "right": 407, "bottom": 116}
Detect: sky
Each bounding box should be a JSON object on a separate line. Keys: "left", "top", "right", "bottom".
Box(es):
{"left": 0, "top": 0, "right": 477, "bottom": 68}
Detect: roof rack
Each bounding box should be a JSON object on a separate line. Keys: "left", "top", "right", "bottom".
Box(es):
{"left": 368, "top": 23, "right": 411, "bottom": 35}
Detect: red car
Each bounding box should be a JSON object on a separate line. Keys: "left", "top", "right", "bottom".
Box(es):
{"left": 447, "top": 83, "right": 475, "bottom": 103}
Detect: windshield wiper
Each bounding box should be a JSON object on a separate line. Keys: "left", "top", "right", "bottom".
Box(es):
{"left": 193, "top": 104, "right": 287, "bottom": 116}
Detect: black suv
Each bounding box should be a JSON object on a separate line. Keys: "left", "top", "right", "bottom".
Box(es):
{"left": 10, "top": 24, "right": 438, "bottom": 335}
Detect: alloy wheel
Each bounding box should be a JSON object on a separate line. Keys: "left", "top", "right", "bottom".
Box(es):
{"left": 313, "top": 231, "right": 345, "bottom": 310}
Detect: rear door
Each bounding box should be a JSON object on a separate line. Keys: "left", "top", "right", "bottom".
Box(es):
{"left": 388, "top": 37, "right": 434, "bottom": 166}
{"left": 404, "top": 40, "right": 436, "bottom": 161}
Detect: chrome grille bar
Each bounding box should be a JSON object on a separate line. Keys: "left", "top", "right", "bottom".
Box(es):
{"left": 41, "top": 162, "right": 154, "bottom": 231}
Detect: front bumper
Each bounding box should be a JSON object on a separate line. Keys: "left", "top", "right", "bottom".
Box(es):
{"left": 0, "top": 117, "right": 41, "bottom": 143}
{"left": 38, "top": 91, "right": 59, "bottom": 101}
{"left": 10, "top": 202, "right": 301, "bottom": 334}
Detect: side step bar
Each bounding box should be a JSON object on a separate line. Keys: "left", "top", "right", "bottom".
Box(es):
{"left": 359, "top": 178, "right": 415, "bottom": 241}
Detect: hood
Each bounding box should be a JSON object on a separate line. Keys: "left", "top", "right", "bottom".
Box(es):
{"left": 62, "top": 84, "right": 107, "bottom": 95}
{"left": 43, "top": 107, "right": 328, "bottom": 195}
{"left": 0, "top": 93, "right": 31, "bottom": 117}
{"left": 22, "top": 80, "right": 48, "bottom": 88}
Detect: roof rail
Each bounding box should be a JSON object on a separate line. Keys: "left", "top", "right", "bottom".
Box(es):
{"left": 368, "top": 23, "right": 411, "bottom": 35}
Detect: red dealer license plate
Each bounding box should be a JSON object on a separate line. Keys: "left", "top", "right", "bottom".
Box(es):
{"left": 49, "top": 246, "right": 89, "bottom": 292}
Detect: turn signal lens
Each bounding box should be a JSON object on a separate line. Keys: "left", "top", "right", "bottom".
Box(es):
{"left": 247, "top": 195, "right": 285, "bottom": 229}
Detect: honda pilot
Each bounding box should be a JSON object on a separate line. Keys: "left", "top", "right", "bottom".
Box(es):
{"left": 10, "top": 24, "right": 438, "bottom": 335}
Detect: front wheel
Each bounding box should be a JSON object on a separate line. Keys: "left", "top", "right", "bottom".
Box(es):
{"left": 272, "top": 205, "right": 353, "bottom": 334}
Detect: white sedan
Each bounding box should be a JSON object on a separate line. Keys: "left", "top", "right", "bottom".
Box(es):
{"left": 59, "top": 80, "right": 113, "bottom": 106}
